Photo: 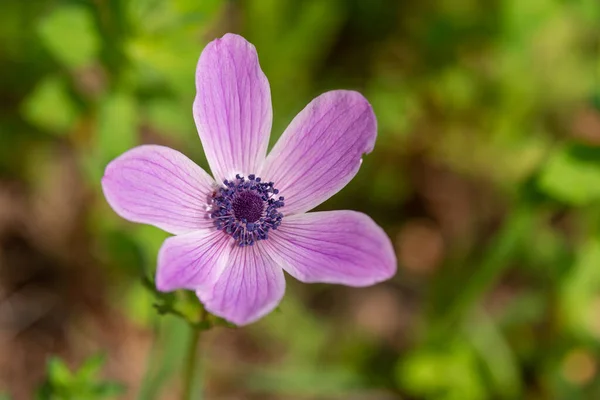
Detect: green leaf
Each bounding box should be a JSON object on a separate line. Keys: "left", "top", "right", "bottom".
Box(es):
{"left": 368, "top": 77, "right": 419, "bottom": 140}
{"left": 40, "top": 355, "right": 125, "bottom": 399}
{"left": 97, "top": 91, "right": 138, "bottom": 163}
{"left": 38, "top": 5, "right": 100, "bottom": 68}
{"left": 145, "top": 99, "right": 194, "bottom": 139}
{"left": 396, "top": 342, "right": 487, "bottom": 400}
{"left": 124, "top": 280, "right": 157, "bottom": 327}
{"left": 83, "top": 90, "right": 138, "bottom": 184}
{"left": 21, "top": 76, "right": 78, "bottom": 134}
{"left": 247, "top": 366, "right": 360, "bottom": 397}
{"left": 560, "top": 238, "right": 600, "bottom": 336}
{"left": 76, "top": 354, "right": 105, "bottom": 381}
{"left": 91, "top": 382, "right": 126, "bottom": 398}
{"left": 538, "top": 144, "right": 600, "bottom": 205}
{"left": 47, "top": 357, "right": 73, "bottom": 386}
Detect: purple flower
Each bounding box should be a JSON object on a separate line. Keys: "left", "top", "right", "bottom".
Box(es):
{"left": 101, "top": 34, "right": 396, "bottom": 325}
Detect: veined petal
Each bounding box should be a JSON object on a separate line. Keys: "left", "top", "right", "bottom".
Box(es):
{"left": 194, "top": 33, "right": 272, "bottom": 182}
{"left": 101, "top": 145, "right": 215, "bottom": 234}
{"left": 156, "top": 229, "right": 230, "bottom": 292}
{"left": 261, "top": 90, "right": 376, "bottom": 215}
{"left": 197, "top": 245, "right": 285, "bottom": 325}
{"left": 264, "top": 211, "right": 396, "bottom": 286}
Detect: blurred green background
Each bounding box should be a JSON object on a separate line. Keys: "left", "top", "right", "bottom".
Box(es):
{"left": 1, "top": 0, "right": 599, "bottom": 399}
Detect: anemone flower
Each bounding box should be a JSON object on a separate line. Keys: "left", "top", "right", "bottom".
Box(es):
{"left": 101, "top": 34, "right": 396, "bottom": 325}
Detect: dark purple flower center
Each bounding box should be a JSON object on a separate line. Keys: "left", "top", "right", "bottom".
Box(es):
{"left": 210, "top": 174, "right": 284, "bottom": 247}
{"left": 232, "top": 191, "right": 264, "bottom": 223}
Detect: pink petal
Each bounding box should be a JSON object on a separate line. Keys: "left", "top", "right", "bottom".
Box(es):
{"left": 101, "top": 145, "right": 215, "bottom": 235}
{"left": 193, "top": 33, "right": 272, "bottom": 182}
{"left": 197, "top": 245, "right": 285, "bottom": 325}
{"left": 156, "top": 229, "right": 230, "bottom": 292}
{"left": 261, "top": 90, "right": 376, "bottom": 215}
{"left": 264, "top": 211, "right": 396, "bottom": 286}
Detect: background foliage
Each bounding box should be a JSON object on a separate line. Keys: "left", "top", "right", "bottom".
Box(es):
{"left": 0, "top": 0, "right": 599, "bottom": 399}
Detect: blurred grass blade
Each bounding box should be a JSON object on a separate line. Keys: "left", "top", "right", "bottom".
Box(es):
{"left": 137, "top": 317, "right": 191, "bottom": 400}
{"left": 438, "top": 206, "right": 534, "bottom": 330}
{"left": 465, "top": 309, "right": 522, "bottom": 398}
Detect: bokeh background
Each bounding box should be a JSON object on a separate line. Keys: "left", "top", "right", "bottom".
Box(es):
{"left": 1, "top": 0, "right": 599, "bottom": 399}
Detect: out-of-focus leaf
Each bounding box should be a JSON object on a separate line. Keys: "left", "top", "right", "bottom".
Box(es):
{"left": 247, "top": 366, "right": 361, "bottom": 397}
{"left": 498, "top": 0, "right": 593, "bottom": 111}
{"left": 80, "top": 90, "right": 139, "bottom": 184}
{"left": 431, "top": 67, "right": 478, "bottom": 113}
{"left": 91, "top": 382, "right": 126, "bottom": 397}
{"left": 96, "top": 91, "right": 138, "bottom": 163}
{"left": 76, "top": 354, "right": 105, "bottom": 382}
{"left": 38, "top": 5, "right": 100, "bottom": 68}
{"left": 245, "top": 0, "right": 344, "bottom": 137}
{"left": 174, "top": 0, "right": 222, "bottom": 16}
{"left": 102, "top": 228, "right": 146, "bottom": 276}
{"left": 538, "top": 145, "right": 600, "bottom": 205}
{"left": 128, "top": 0, "right": 221, "bottom": 34}
{"left": 368, "top": 75, "right": 419, "bottom": 140}
{"left": 145, "top": 98, "right": 194, "bottom": 139}
{"left": 369, "top": 165, "right": 409, "bottom": 207}
{"left": 47, "top": 357, "right": 72, "bottom": 386}
{"left": 396, "top": 342, "right": 486, "bottom": 400}
{"left": 83, "top": 90, "right": 138, "bottom": 184}
{"left": 576, "top": 0, "right": 600, "bottom": 23}
{"left": 132, "top": 225, "right": 169, "bottom": 275}
{"left": 262, "top": 295, "right": 329, "bottom": 364}
{"left": 21, "top": 76, "right": 78, "bottom": 134}
{"left": 127, "top": 35, "right": 199, "bottom": 97}
{"left": 560, "top": 238, "right": 600, "bottom": 337}
{"left": 128, "top": 0, "right": 178, "bottom": 34}
{"left": 39, "top": 355, "right": 124, "bottom": 399}
{"left": 124, "top": 281, "right": 157, "bottom": 327}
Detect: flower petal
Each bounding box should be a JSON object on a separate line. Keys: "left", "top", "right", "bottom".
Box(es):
{"left": 197, "top": 245, "right": 285, "bottom": 325}
{"left": 261, "top": 90, "right": 376, "bottom": 215}
{"left": 193, "top": 33, "right": 272, "bottom": 182}
{"left": 101, "top": 145, "right": 215, "bottom": 234}
{"left": 264, "top": 211, "right": 396, "bottom": 286}
{"left": 156, "top": 229, "right": 230, "bottom": 292}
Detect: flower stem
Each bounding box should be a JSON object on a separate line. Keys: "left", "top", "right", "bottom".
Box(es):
{"left": 181, "top": 307, "right": 207, "bottom": 400}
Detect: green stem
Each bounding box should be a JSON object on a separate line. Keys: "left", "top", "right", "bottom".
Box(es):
{"left": 181, "top": 308, "right": 207, "bottom": 400}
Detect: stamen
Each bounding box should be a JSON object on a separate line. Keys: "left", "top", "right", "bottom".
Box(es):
{"left": 209, "top": 174, "right": 284, "bottom": 246}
